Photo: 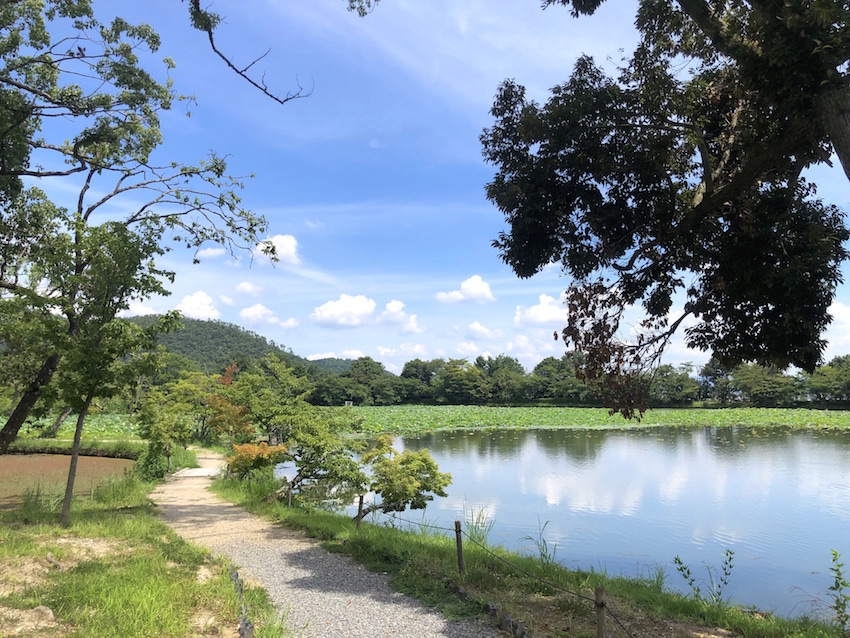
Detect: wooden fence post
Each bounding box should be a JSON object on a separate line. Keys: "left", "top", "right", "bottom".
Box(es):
{"left": 595, "top": 584, "right": 606, "bottom": 638}
{"left": 454, "top": 520, "right": 464, "bottom": 575}
{"left": 356, "top": 494, "right": 364, "bottom": 531}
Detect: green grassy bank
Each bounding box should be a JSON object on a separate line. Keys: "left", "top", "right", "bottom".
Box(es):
{"left": 211, "top": 468, "right": 846, "bottom": 638}
{"left": 0, "top": 458, "right": 287, "bottom": 637}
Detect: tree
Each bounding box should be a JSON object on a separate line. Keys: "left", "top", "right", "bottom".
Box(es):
{"left": 698, "top": 357, "right": 735, "bottom": 403}
{"left": 433, "top": 359, "right": 486, "bottom": 404}
{"left": 730, "top": 363, "right": 798, "bottom": 407}
{"left": 481, "top": 0, "right": 850, "bottom": 417}
{"left": 0, "top": 2, "right": 282, "bottom": 452}
{"left": 57, "top": 316, "right": 176, "bottom": 526}
{"left": 649, "top": 364, "right": 700, "bottom": 405}
{"left": 356, "top": 435, "right": 451, "bottom": 521}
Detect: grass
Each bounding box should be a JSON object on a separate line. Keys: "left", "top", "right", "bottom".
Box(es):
{"left": 210, "top": 467, "right": 846, "bottom": 638}
{"left": 0, "top": 471, "right": 288, "bottom": 637}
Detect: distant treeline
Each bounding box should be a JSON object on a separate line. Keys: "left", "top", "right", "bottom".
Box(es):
{"left": 121, "top": 318, "right": 850, "bottom": 409}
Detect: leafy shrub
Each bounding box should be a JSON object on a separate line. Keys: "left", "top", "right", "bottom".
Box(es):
{"left": 134, "top": 444, "right": 168, "bottom": 481}
{"left": 226, "top": 442, "right": 289, "bottom": 479}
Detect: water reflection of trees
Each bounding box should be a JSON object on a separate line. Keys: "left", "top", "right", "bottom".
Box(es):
{"left": 401, "top": 426, "right": 850, "bottom": 464}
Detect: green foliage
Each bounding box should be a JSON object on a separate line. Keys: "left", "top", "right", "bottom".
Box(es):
{"left": 482, "top": 0, "right": 850, "bottom": 417}
{"left": 127, "top": 316, "right": 313, "bottom": 375}
{"left": 359, "top": 435, "right": 451, "bottom": 517}
{"left": 134, "top": 443, "right": 168, "bottom": 481}
{"left": 342, "top": 405, "right": 850, "bottom": 436}
{"left": 227, "top": 442, "right": 289, "bottom": 479}
{"left": 0, "top": 0, "right": 275, "bottom": 452}
{"left": 829, "top": 550, "right": 850, "bottom": 633}
{"left": 674, "top": 549, "right": 735, "bottom": 607}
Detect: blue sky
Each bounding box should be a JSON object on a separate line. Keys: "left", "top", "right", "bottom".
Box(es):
{"left": 101, "top": 0, "right": 850, "bottom": 373}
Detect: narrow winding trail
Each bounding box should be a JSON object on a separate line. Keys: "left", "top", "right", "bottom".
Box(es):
{"left": 150, "top": 450, "right": 501, "bottom": 638}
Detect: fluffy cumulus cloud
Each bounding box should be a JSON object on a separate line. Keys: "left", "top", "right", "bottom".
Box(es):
{"left": 311, "top": 294, "right": 377, "bottom": 327}
{"left": 456, "top": 341, "right": 480, "bottom": 356}
{"left": 436, "top": 275, "right": 495, "bottom": 303}
{"left": 256, "top": 234, "right": 301, "bottom": 266}
{"left": 119, "top": 302, "right": 158, "bottom": 317}
{"left": 236, "top": 281, "right": 262, "bottom": 296}
{"left": 220, "top": 295, "right": 234, "bottom": 306}
{"left": 238, "top": 304, "right": 274, "bottom": 324}
{"left": 507, "top": 334, "right": 560, "bottom": 368}
{"left": 469, "top": 321, "right": 502, "bottom": 340}
{"left": 378, "top": 343, "right": 428, "bottom": 358}
{"left": 342, "top": 349, "right": 366, "bottom": 359}
{"left": 196, "top": 246, "right": 226, "bottom": 260}
{"left": 307, "top": 352, "right": 337, "bottom": 360}
{"left": 175, "top": 291, "right": 220, "bottom": 320}
{"left": 514, "top": 293, "right": 569, "bottom": 326}
{"left": 377, "top": 300, "right": 425, "bottom": 333}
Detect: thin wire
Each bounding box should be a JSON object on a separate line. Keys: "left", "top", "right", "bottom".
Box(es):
{"left": 606, "top": 607, "right": 637, "bottom": 638}
{"left": 384, "top": 513, "right": 637, "bottom": 637}
{"left": 460, "top": 531, "right": 596, "bottom": 604}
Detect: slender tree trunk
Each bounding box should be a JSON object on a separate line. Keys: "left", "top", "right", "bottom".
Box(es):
{"left": 0, "top": 353, "right": 61, "bottom": 454}
{"left": 48, "top": 406, "right": 73, "bottom": 438}
{"left": 819, "top": 86, "right": 850, "bottom": 184}
{"left": 8, "top": 384, "right": 20, "bottom": 420}
{"left": 60, "top": 392, "right": 93, "bottom": 528}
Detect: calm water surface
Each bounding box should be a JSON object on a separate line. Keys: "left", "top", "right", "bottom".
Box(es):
{"left": 384, "top": 427, "right": 850, "bottom": 617}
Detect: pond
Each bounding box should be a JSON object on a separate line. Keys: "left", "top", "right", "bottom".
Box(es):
{"left": 372, "top": 426, "right": 850, "bottom": 618}
{"left": 0, "top": 454, "right": 135, "bottom": 509}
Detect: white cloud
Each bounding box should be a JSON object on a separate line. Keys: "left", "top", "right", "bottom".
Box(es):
{"left": 257, "top": 234, "right": 301, "bottom": 266}
{"left": 240, "top": 303, "right": 280, "bottom": 325}
{"left": 824, "top": 301, "right": 850, "bottom": 360}
{"left": 220, "top": 295, "right": 234, "bottom": 306}
{"left": 378, "top": 346, "right": 397, "bottom": 356}
{"left": 236, "top": 281, "right": 263, "bottom": 296}
{"left": 196, "top": 246, "right": 226, "bottom": 259}
{"left": 342, "top": 349, "right": 366, "bottom": 359}
{"left": 279, "top": 317, "right": 299, "bottom": 329}
{"left": 119, "top": 302, "right": 158, "bottom": 317}
{"left": 175, "top": 291, "right": 220, "bottom": 320}
{"left": 377, "top": 300, "right": 425, "bottom": 333}
{"left": 506, "top": 334, "right": 560, "bottom": 368}
{"left": 457, "top": 341, "right": 480, "bottom": 356}
{"left": 378, "top": 299, "right": 407, "bottom": 323}
{"left": 514, "top": 293, "right": 569, "bottom": 326}
{"left": 308, "top": 352, "right": 337, "bottom": 360}
{"left": 469, "top": 321, "right": 502, "bottom": 340}
{"left": 436, "top": 275, "right": 495, "bottom": 303}
{"left": 311, "top": 294, "right": 377, "bottom": 327}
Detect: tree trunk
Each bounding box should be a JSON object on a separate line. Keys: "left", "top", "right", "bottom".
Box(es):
{"left": 819, "top": 86, "right": 850, "bottom": 184}
{"left": 60, "top": 393, "right": 93, "bottom": 528}
{"left": 8, "top": 384, "right": 19, "bottom": 420}
{"left": 0, "top": 353, "right": 61, "bottom": 454}
{"left": 47, "top": 406, "right": 73, "bottom": 438}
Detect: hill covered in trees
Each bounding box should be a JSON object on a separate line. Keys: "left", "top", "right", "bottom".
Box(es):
{"left": 127, "top": 316, "right": 351, "bottom": 375}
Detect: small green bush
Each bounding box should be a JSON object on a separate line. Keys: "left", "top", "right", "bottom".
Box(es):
{"left": 135, "top": 444, "right": 168, "bottom": 481}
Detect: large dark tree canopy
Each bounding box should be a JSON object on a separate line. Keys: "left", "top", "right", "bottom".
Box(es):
{"left": 482, "top": 0, "right": 850, "bottom": 416}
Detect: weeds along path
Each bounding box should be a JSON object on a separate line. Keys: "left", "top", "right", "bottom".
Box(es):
{"left": 150, "top": 450, "right": 499, "bottom": 638}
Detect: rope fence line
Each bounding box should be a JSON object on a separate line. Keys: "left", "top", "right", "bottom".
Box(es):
{"left": 382, "top": 512, "right": 636, "bottom": 638}
{"left": 229, "top": 564, "right": 255, "bottom": 638}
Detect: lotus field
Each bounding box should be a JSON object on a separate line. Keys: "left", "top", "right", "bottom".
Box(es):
{"left": 342, "top": 405, "right": 850, "bottom": 435}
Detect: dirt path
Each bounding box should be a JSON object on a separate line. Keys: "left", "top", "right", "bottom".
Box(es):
{"left": 150, "top": 450, "right": 500, "bottom": 638}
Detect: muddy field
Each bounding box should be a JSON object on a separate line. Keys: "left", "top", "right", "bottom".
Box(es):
{"left": 0, "top": 455, "right": 134, "bottom": 509}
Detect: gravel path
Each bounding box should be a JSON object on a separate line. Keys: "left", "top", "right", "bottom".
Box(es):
{"left": 150, "top": 450, "right": 501, "bottom": 638}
